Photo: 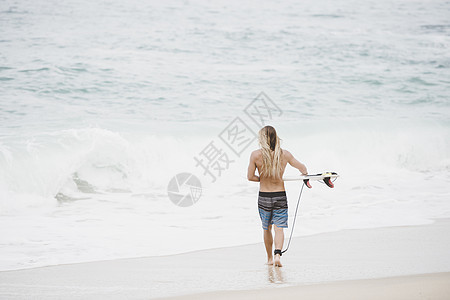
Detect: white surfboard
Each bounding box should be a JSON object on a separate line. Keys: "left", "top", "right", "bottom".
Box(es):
{"left": 283, "top": 172, "right": 339, "bottom": 188}
{"left": 283, "top": 172, "right": 339, "bottom": 181}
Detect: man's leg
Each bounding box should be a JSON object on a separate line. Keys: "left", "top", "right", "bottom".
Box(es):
{"left": 263, "top": 224, "right": 273, "bottom": 265}
{"left": 273, "top": 225, "right": 284, "bottom": 267}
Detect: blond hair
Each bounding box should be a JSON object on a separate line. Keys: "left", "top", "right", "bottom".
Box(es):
{"left": 258, "top": 126, "right": 283, "bottom": 179}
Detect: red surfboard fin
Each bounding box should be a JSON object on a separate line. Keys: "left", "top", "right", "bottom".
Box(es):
{"left": 303, "top": 179, "right": 312, "bottom": 188}
{"left": 323, "top": 177, "right": 334, "bottom": 188}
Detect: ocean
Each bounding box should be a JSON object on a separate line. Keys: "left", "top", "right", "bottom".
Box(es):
{"left": 1, "top": 0, "right": 449, "bottom": 270}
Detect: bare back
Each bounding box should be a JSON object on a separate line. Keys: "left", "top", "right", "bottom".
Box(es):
{"left": 254, "top": 150, "right": 288, "bottom": 192}
{"left": 247, "top": 149, "right": 308, "bottom": 192}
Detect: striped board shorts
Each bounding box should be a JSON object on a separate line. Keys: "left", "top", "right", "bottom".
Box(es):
{"left": 258, "top": 191, "right": 288, "bottom": 230}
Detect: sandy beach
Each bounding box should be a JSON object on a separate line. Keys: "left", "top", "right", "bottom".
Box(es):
{"left": 159, "top": 273, "right": 450, "bottom": 300}
{"left": 1, "top": 219, "right": 450, "bottom": 299}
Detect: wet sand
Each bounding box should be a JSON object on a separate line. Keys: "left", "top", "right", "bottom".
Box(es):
{"left": 158, "top": 272, "right": 450, "bottom": 300}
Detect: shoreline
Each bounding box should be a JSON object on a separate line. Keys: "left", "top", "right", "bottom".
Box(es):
{"left": 0, "top": 218, "right": 443, "bottom": 273}
{"left": 1, "top": 219, "right": 450, "bottom": 299}
{"left": 156, "top": 272, "right": 450, "bottom": 300}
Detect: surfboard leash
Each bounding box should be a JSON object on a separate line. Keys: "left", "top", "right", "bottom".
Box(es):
{"left": 281, "top": 181, "right": 305, "bottom": 254}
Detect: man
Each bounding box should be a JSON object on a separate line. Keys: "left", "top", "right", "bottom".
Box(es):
{"left": 247, "top": 125, "right": 307, "bottom": 267}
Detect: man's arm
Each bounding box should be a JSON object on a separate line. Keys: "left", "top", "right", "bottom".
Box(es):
{"left": 247, "top": 151, "right": 260, "bottom": 182}
{"left": 285, "top": 150, "right": 308, "bottom": 175}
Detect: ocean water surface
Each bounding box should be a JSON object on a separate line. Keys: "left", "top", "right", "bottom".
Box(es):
{"left": 1, "top": 0, "right": 450, "bottom": 270}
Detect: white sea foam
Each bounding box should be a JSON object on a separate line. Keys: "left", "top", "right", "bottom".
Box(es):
{"left": 1, "top": 120, "right": 449, "bottom": 270}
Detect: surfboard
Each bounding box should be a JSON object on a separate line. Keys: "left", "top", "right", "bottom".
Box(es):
{"left": 283, "top": 172, "right": 339, "bottom": 188}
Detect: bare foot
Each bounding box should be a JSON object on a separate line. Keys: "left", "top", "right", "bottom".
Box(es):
{"left": 274, "top": 254, "right": 283, "bottom": 267}
{"left": 266, "top": 256, "right": 274, "bottom": 265}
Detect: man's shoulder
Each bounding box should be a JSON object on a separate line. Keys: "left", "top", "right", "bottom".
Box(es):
{"left": 281, "top": 148, "right": 291, "bottom": 154}
{"left": 251, "top": 149, "right": 261, "bottom": 155}
{"left": 250, "top": 149, "right": 261, "bottom": 158}
{"left": 281, "top": 149, "right": 292, "bottom": 158}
